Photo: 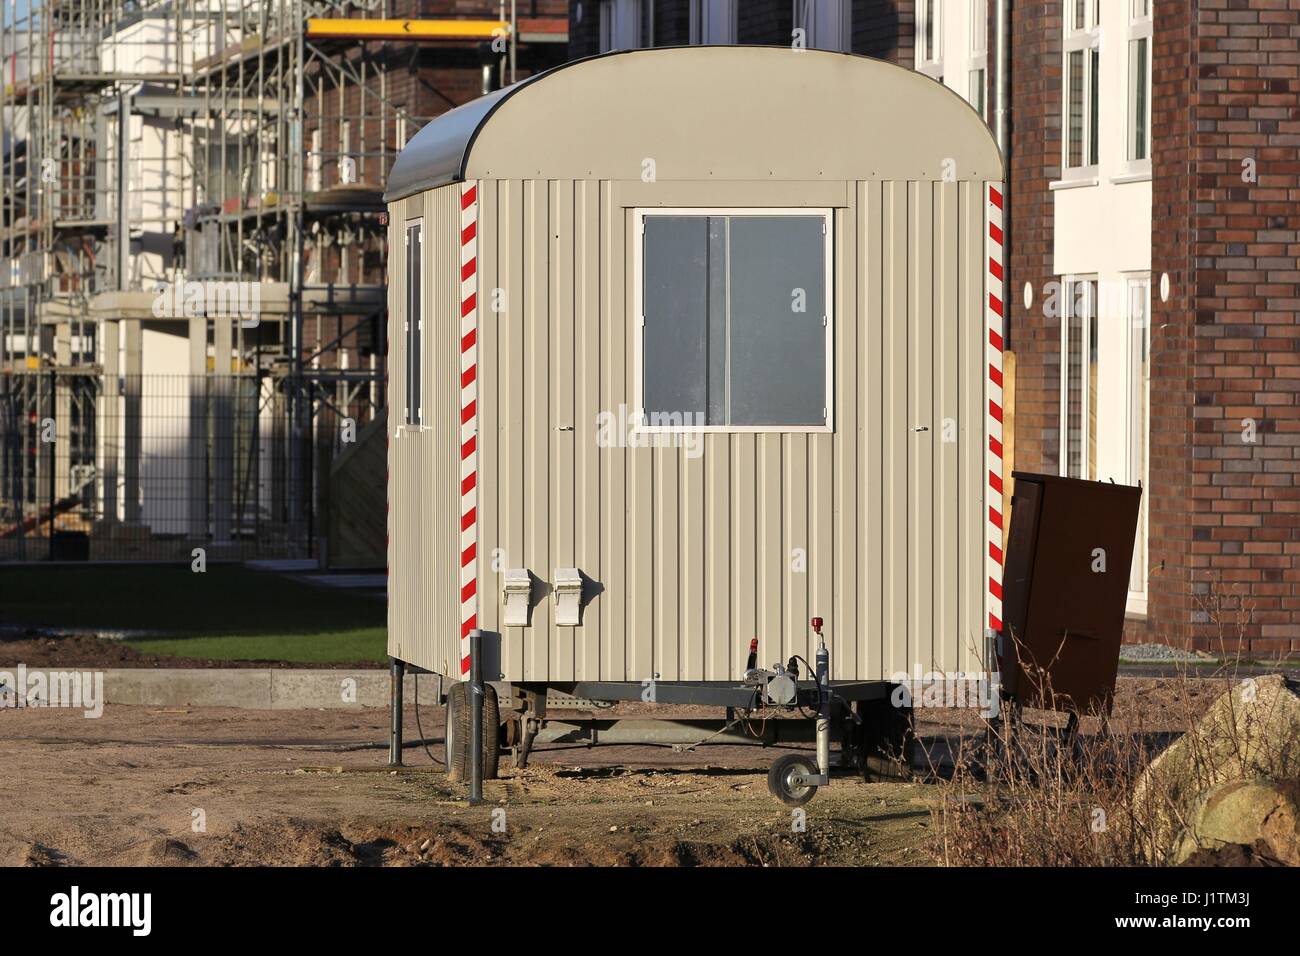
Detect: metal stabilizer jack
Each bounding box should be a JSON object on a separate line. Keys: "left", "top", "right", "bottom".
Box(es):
{"left": 795, "top": 616, "right": 832, "bottom": 788}
{"left": 768, "top": 616, "right": 832, "bottom": 805}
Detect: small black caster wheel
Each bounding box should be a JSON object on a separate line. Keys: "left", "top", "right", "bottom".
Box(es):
{"left": 767, "top": 753, "right": 819, "bottom": 807}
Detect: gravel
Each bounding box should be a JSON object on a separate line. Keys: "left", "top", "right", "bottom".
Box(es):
{"left": 1119, "top": 642, "right": 1216, "bottom": 663}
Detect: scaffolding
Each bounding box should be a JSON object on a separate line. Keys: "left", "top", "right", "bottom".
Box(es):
{"left": 0, "top": 0, "right": 567, "bottom": 562}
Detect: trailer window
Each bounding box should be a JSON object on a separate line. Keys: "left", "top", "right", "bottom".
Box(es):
{"left": 405, "top": 220, "right": 422, "bottom": 426}
{"left": 637, "top": 210, "right": 831, "bottom": 430}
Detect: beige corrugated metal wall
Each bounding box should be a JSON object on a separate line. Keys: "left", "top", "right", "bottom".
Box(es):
{"left": 389, "top": 177, "right": 988, "bottom": 684}
{"left": 388, "top": 186, "right": 463, "bottom": 676}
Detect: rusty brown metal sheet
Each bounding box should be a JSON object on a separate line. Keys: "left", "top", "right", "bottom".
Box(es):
{"left": 999, "top": 472, "right": 1143, "bottom": 716}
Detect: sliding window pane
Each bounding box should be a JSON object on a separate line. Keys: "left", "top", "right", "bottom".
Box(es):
{"left": 1128, "top": 279, "right": 1150, "bottom": 593}
{"left": 1088, "top": 47, "right": 1101, "bottom": 166}
{"left": 405, "top": 222, "right": 422, "bottom": 426}
{"left": 1130, "top": 37, "right": 1149, "bottom": 161}
{"left": 727, "top": 216, "right": 827, "bottom": 426}
{"left": 1067, "top": 50, "right": 1084, "bottom": 167}
{"left": 642, "top": 216, "right": 724, "bottom": 425}
{"left": 1065, "top": 282, "right": 1085, "bottom": 477}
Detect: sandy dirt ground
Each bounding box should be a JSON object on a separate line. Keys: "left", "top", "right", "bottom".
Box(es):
{"left": 0, "top": 676, "right": 1240, "bottom": 867}
{"left": 0, "top": 701, "right": 945, "bottom": 867}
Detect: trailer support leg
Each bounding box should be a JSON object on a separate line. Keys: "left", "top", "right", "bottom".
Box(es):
{"left": 388, "top": 657, "right": 405, "bottom": 767}
{"left": 513, "top": 687, "right": 545, "bottom": 770}
{"left": 815, "top": 641, "right": 831, "bottom": 781}
{"left": 468, "top": 630, "right": 484, "bottom": 805}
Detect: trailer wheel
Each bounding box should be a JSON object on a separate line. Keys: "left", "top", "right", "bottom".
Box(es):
{"left": 445, "top": 681, "right": 500, "bottom": 782}
{"left": 767, "top": 753, "right": 818, "bottom": 807}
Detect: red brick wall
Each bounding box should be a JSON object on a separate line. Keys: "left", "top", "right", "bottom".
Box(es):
{"left": 1005, "top": 1, "right": 1300, "bottom": 656}
{"left": 853, "top": 0, "right": 914, "bottom": 65}
{"left": 569, "top": 0, "right": 602, "bottom": 56}
{"left": 1005, "top": 0, "right": 1061, "bottom": 480}
{"left": 738, "top": 0, "right": 793, "bottom": 44}
{"left": 1172, "top": 0, "right": 1300, "bottom": 656}
{"left": 654, "top": 0, "right": 692, "bottom": 46}
{"left": 1147, "top": 0, "right": 1197, "bottom": 648}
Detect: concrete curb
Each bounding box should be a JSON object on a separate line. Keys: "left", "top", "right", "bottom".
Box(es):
{"left": 9, "top": 665, "right": 1298, "bottom": 711}
{"left": 0, "top": 666, "right": 416, "bottom": 710}
{"left": 0, "top": 667, "right": 619, "bottom": 710}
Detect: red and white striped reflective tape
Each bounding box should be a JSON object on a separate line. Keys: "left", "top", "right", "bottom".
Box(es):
{"left": 985, "top": 182, "right": 1005, "bottom": 639}
{"left": 458, "top": 181, "right": 479, "bottom": 677}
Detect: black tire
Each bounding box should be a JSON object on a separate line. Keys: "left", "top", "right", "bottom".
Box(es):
{"left": 445, "top": 681, "right": 500, "bottom": 782}
{"left": 767, "top": 753, "right": 819, "bottom": 807}
{"left": 856, "top": 697, "right": 916, "bottom": 782}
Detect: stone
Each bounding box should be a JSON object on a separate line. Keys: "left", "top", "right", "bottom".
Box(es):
{"left": 1174, "top": 779, "right": 1300, "bottom": 866}
{"left": 1132, "top": 674, "right": 1300, "bottom": 860}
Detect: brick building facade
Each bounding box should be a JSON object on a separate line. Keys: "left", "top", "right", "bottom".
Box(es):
{"left": 1006, "top": 1, "right": 1300, "bottom": 656}
{"left": 1152, "top": 0, "right": 1300, "bottom": 655}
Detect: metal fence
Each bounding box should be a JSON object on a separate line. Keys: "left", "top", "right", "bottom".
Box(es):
{"left": 0, "top": 371, "right": 330, "bottom": 562}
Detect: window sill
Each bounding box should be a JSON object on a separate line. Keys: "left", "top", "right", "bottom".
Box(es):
{"left": 633, "top": 425, "right": 834, "bottom": 436}
{"left": 1049, "top": 175, "right": 1099, "bottom": 191}
{"left": 1110, "top": 170, "right": 1152, "bottom": 185}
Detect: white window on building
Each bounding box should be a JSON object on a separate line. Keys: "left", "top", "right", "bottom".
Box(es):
{"left": 690, "top": 0, "right": 737, "bottom": 44}
{"left": 1125, "top": 274, "right": 1151, "bottom": 601}
{"left": 793, "top": 0, "right": 852, "bottom": 53}
{"left": 1060, "top": 276, "right": 1098, "bottom": 480}
{"left": 404, "top": 220, "right": 423, "bottom": 426}
{"left": 599, "top": 0, "right": 652, "bottom": 52}
{"left": 968, "top": 0, "right": 988, "bottom": 119}
{"left": 916, "top": 0, "right": 943, "bottom": 79}
{"left": 1127, "top": 0, "right": 1153, "bottom": 170}
{"left": 1063, "top": 0, "right": 1101, "bottom": 174}
{"left": 636, "top": 209, "right": 833, "bottom": 430}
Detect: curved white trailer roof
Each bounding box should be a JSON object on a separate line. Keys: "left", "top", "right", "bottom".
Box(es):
{"left": 383, "top": 46, "right": 1001, "bottom": 202}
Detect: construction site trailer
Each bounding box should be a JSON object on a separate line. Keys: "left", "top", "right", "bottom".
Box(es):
{"left": 382, "top": 46, "right": 1005, "bottom": 802}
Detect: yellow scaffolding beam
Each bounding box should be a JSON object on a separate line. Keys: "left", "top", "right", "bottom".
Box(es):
{"left": 304, "top": 18, "right": 510, "bottom": 41}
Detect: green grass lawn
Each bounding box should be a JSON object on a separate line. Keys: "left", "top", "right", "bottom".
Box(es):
{"left": 0, "top": 565, "right": 386, "bottom": 663}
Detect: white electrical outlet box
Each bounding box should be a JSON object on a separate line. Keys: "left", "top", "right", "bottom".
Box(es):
{"left": 501, "top": 569, "right": 533, "bottom": 627}
{"left": 552, "top": 567, "right": 583, "bottom": 627}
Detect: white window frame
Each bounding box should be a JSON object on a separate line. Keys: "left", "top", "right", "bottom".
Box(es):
{"left": 404, "top": 219, "right": 424, "bottom": 427}
{"left": 968, "top": 0, "right": 988, "bottom": 119}
{"left": 690, "top": 0, "right": 737, "bottom": 44}
{"left": 1059, "top": 274, "right": 1097, "bottom": 480}
{"left": 632, "top": 207, "right": 835, "bottom": 434}
{"left": 1124, "top": 0, "right": 1153, "bottom": 176}
{"left": 916, "top": 0, "right": 943, "bottom": 79}
{"left": 968, "top": 66, "right": 988, "bottom": 121}
{"left": 1125, "top": 273, "right": 1151, "bottom": 608}
{"left": 1062, "top": 0, "right": 1101, "bottom": 179}
{"left": 793, "top": 0, "right": 853, "bottom": 53}
{"left": 599, "top": 0, "right": 650, "bottom": 52}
